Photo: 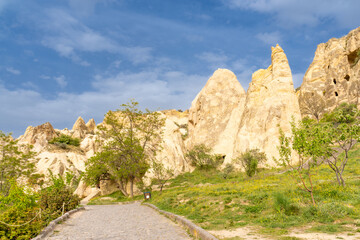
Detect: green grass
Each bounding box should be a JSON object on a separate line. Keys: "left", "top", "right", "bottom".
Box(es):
{"left": 90, "top": 144, "right": 360, "bottom": 236}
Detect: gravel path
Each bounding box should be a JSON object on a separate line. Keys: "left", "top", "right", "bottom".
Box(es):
{"left": 46, "top": 202, "right": 191, "bottom": 240}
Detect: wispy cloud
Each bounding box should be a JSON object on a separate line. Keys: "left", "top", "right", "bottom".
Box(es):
{"left": 54, "top": 75, "right": 67, "bottom": 88}
{"left": 0, "top": 69, "right": 207, "bottom": 137}
{"left": 224, "top": 0, "right": 360, "bottom": 28}
{"left": 196, "top": 52, "right": 229, "bottom": 70}
{"left": 256, "top": 31, "right": 282, "bottom": 46}
{"left": 6, "top": 67, "right": 21, "bottom": 75}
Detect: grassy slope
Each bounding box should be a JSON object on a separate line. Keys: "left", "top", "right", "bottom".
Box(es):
{"left": 90, "top": 145, "right": 360, "bottom": 237}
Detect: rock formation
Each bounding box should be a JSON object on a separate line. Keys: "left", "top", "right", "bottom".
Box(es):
{"left": 18, "top": 122, "right": 58, "bottom": 152}
{"left": 233, "top": 44, "right": 301, "bottom": 165}
{"left": 187, "top": 69, "right": 246, "bottom": 158}
{"left": 86, "top": 119, "right": 96, "bottom": 133}
{"left": 72, "top": 117, "right": 88, "bottom": 139}
{"left": 298, "top": 27, "right": 360, "bottom": 118}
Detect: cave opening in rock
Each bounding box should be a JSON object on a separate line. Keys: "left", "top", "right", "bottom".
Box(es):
{"left": 333, "top": 79, "right": 337, "bottom": 84}
{"left": 345, "top": 75, "right": 350, "bottom": 81}
{"left": 348, "top": 48, "right": 360, "bottom": 66}
{"left": 335, "top": 92, "right": 338, "bottom": 96}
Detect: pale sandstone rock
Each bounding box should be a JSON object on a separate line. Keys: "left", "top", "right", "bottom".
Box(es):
{"left": 72, "top": 117, "right": 88, "bottom": 139}
{"left": 187, "top": 69, "right": 246, "bottom": 158}
{"left": 35, "top": 151, "right": 86, "bottom": 176}
{"left": 233, "top": 44, "right": 301, "bottom": 166}
{"left": 18, "top": 122, "right": 57, "bottom": 152}
{"left": 299, "top": 26, "right": 360, "bottom": 117}
{"left": 86, "top": 119, "right": 96, "bottom": 133}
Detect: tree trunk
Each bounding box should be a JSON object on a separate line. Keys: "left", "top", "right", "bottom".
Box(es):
{"left": 130, "top": 179, "right": 134, "bottom": 198}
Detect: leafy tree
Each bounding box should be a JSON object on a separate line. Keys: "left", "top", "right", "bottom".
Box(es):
{"left": 0, "top": 131, "right": 36, "bottom": 196}
{"left": 234, "top": 149, "right": 266, "bottom": 177}
{"left": 186, "top": 144, "right": 223, "bottom": 169}
{"left": 151, "top": 158, "right": 174, "bottom": 192}
{"left": 320, "top": 103, "right": 360, "bottom": 186}
{"left": 84, "top": 100, "right": 164, "bottom": 198}
{"left": 277, "top": 119, "right": 327, "bottom": 206}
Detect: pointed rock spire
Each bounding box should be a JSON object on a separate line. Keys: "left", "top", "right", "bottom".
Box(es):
{"left": 233, "top": 45, "right": 301, "bottom": 166}
{"left": 187, "top": 68, "right": 246, "bottom": 156}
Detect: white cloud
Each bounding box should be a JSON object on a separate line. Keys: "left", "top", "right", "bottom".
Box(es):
{"left": 38, "top": 8, "right": 152, "bottom": 65}
{"left": 40, "top": 75, "right": 51, "bottom": 80}
{"left": 54, "top": 75, "right": 67, "bottom": 88}
{"left": 224, "top": 0, "right": 360, "bottom": 28}
{"left": 6, "top": 67, "right": 21, "bottom": 75}
{"left": 196, "top": 52, "right": 229, "bottom": 70}
{"left": 256, "top": 31, "right": 282, "bottom": 46}
{"left": 0, "top": 69, "right": 208, "bottom": 137}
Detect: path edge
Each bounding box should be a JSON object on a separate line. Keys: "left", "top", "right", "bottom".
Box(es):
{"left": 143, "top": 203, "right": 218, "bottom": 240}
{"left": 31, "top": 206, "right": 85, "bottom": 240}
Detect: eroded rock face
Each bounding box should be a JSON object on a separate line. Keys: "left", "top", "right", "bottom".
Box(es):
{"left": 18, "top": 122, "right": 57, "bottom": 152}
{"left": 72, "top": 117, "right": 88, "bottom": 139}
{"left": 187, "top": 69, "right": 246, "bottom": 158}
{"left": 299, "top": 27, "right": 360, "bottom": 118}
{"left": 233, "top": 45, "right": 301, "bottom": 165}
{"left": 86, "top": 119, "right": 96, "bottom": 133}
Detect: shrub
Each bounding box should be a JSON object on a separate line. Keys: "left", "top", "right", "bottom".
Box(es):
{"left": 234, "top": 149, "right": 266, "bottom": 177}
{"left": 186, "top": 144, "right": 223, "bottom": 169}
{"left": 0, "top": 183, "right": 41, "bottom": 240}
{"left": 222, "top": 163, "right": 234, "bottom": 179}
{"left": 273, "top": 192, "right": 299, "bottom": 216}
{"left": 39, "top": 174, "right": 80, "bottom": 220}
{"left": 49, "top": 134, "right": 80, "bottom": 147}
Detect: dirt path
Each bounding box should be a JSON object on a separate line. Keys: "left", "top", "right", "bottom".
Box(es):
{"left": 46, "top": 203, "right": 191, "bottom": 240}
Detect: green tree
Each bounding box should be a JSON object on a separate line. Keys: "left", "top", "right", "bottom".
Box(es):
{"left": 186, "top": 144, "right": 223, "bottom": 169}
{"left": 151, "top": 158, "right": 174, "bottom": 193}
{"left": 277, "top": 118, "right": 327, "bottom": 206}
{"left": 234, "top": 149, "right": 266, "bottom": 177}
{"left": 0, "top": 131, "right": 36, "bottom": 196}
{"left": 320, "top": 103, "right": 360, "bottom": 186}
{"left": 84, "top": 100, "right": 164, "bottom": 198}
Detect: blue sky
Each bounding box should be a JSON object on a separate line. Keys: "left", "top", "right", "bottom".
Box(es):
{"left": 0, "top": 0, "right": 359, "bottom": 137}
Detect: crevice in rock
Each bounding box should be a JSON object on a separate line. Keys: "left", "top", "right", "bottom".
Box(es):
{"left": 333, "top": 79, "right": 337, "bottom": 84}
{"left": 335, "top": 91, "right": 338, "bottom": 96}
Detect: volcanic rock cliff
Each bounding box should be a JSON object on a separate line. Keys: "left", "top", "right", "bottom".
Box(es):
{"left": 233, "top": 44, "right": 301, "bottom": 165}
{"left": 298, "top": 27, "right": 360, "bottom": 118}
{"left": 187, "top": 69, "right": 246, "bottom": 157}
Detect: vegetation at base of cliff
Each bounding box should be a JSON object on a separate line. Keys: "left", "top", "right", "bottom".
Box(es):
{"left": 0, "top": 131, "right": 37, "bottom": 196}
{"left": 49, "top": 134, "right": 80, "bottom": 147}
{"left": 83, "top": 100, "right": 165, "bottom": 198}
{"left": 92, "top": 143, "right": 360, "bottom": 237}
{"left": 0, "top": 175, "right": 80, "bottom": 239}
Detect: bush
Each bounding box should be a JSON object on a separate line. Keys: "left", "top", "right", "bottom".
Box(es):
{"left": 186, "top": 144, "right": 223, "bottom": 169}
{"left": 273, "top": 192, "right": 299, "bottom": 216}
{"left": 234, "top": 149, "right": 266, "bottom": 177}
{"left": 0, "top": 183, "right": 42, "bottom": 240}
{"left": 39, "top": 174, "right": 80, "bottom": 220}
{"left": 222, "top": 163, "right": 234, "bottom": 179}
{"left": 49, "top": 134, "right": 80, "bottom": 147}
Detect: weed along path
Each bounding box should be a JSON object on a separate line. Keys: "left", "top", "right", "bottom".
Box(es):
{"left": 46, "top": 202, "right": 191, "bottom": 240}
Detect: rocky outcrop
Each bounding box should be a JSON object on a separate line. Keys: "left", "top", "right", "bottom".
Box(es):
{"left": 233, "top": 45, "right": 301, "bottom": 165}
{"left": 187, "top": 69, "right": 246, "bottom": 158}
{"left": 86, "top": 119, "right": 96, "bottom": 133}
{"left": 155, "top": 113, "right": 191, "bottom": 174}
{"left": 299, "top": 27, "right": 360, "bottom": 118}
{"left": 18, "top": 122, "right": 58, "bottom": 152}
{"left": 72, "top": 117, "right": 88, "bottom": 139}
